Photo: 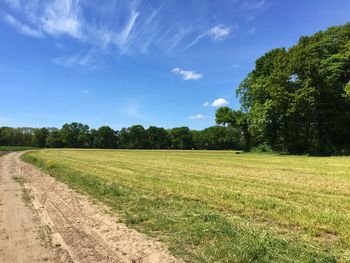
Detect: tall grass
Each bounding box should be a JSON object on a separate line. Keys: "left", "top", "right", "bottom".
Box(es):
{"left": 22, "top": 149, "right": 350, "bottom": 262}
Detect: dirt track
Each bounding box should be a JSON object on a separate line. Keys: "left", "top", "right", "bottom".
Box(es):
{"left": 0, "top": 152, "right": 181, "bottom": 263}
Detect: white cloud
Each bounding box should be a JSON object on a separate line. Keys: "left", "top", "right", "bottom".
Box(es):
{"left": 172, "top": 67, "right": 203, "bottom": 81}
{"left": 41, "top": 0, "right": 83, "bottom": 39}
{"left": 189, "top": 114, "right": 205, "bottom": 120}
{"left": 4, "top": 14, "right": 44, "bottom": 38}
{"left": 208, "top": 25, "right": 231, "bottom": 41}
{"left": 248, "top": 27, "right": 256, "bottom": 34}
{"left": 211, "top": 98, "right": 229, "bottom": 107}
{"left": 203, "top": 101, "right": 210, "bottom": 107}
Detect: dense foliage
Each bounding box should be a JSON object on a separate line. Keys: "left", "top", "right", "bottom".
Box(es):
{"left": 0, "top": 123, "right": 243, "bottom": 150}
{"left": 219, "top": 23, "right": 350, "bottom": 155}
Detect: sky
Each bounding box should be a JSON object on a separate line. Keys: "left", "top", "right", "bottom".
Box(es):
{"left": 1, "top": 0, "right": 350, "bottom": 130}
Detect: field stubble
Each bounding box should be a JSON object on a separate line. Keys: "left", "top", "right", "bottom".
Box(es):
{"left": 22, "top": 149, "right": 350, "bottom": 262}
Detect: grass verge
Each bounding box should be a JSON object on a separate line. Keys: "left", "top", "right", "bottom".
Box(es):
{"left": 0, "top": 146, "right": 36, "bottom": 152}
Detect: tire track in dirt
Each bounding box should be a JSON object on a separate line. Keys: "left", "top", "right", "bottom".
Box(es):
{"left": 4, "top": 152, "right": 181, "bottom": 263}
{"left": 0, "top": 152, "right": 72, "bottom": 263}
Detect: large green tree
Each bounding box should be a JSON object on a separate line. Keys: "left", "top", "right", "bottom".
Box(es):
{"left": 94, "top": 126, "right": 116, "bottom": 149}
{"left": 234, "top": 23, "right": 350, "bottom": 155}
{"left": 60, "top": 122, "right": 90, "bottom": 148}
{"left": 32, "top": 128, "right": 49, "bottom": 148}
{"left": 146, "top": 126, "right": 170, "bottom": 149}
{"left": 216, "top": 107, "right": 251, "bottom": 151}
{"left": 169, "top": 127, "right": 193, "bottom": 149}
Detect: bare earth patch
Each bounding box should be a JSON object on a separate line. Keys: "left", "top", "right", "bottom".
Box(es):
{"left": 0, "top": 152, "right": 181, "bottom": 263}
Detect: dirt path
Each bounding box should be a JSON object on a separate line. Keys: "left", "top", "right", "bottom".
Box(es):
{"left": 0, "top": 152, "right": 181, "bottom": 263}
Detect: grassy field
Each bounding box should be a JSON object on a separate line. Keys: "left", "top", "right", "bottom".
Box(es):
{"left": 22, "top": 149, "right": 350, "bottom": 262}
{"left": 0, "top": 146, "right": 35, "bottom": 151}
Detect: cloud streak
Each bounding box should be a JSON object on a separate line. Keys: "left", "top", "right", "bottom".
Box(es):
{"left": 183, "top": 24, "right": 236, "bottom": 50}
{"left": 53, "top": 49, "right": 99, "bottom": 69}
{"left": 3, "top": 14, "right": 44, "bottom": 38}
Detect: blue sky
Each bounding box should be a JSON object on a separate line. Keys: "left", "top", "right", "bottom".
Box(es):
{"left": 1, "top": 0, "right": 350, "bottom": 130}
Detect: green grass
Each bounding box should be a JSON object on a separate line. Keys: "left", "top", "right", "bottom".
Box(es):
{"left": 22, "top": 149, "right": 350, "bottom": 262}
{"left": 0, "top": 146, "right": 35, "bottom": 151}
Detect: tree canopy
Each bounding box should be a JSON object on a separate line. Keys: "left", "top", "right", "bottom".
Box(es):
{"left": 220, "top": 23, "right": 350, "bottom": 155}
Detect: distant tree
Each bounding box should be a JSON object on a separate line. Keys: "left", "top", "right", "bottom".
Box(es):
{"left": 94, "top": 126, "right": 116, "bottom": 149}
{"left": 46, "top": 130, "right": 64, "bottom": 148}
{"left": 0, "top": 127, "right": 35, "bottom": 146}
{"left": 216, "top": 107, "right": 250, "bottom": 151}
{"left": 32, "top": 128, "right": 49, "bottom": 148}
{"left": 128, "top": 125, "right": 148, "bottom": 149}
{"left": 0, "top": 127, "right": 13, "bottom": 146}
{"left": 89, "top": 129, "right": 98, "bottom": 148}
{"left": 192, "top": 130, "right": 205, "bottom": 149}
{"left": 118, "top": 125, "right": 148, "bottom": 149}
{"left": 193, "top": 126, "right": 243, "bottom": 150}
{"left": 117, "top": 128, "right": 129, "bottom": 149}
{"left": 169, "top": 127, "right": 193, "bottom": 149}
{"left": 60, "top": 122, "right": 90, "bottom": 148}
{"left": 146, "top": 126, "right": 170, "bottom": 149}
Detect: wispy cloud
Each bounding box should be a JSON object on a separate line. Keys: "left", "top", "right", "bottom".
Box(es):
{"left": 189, "top": 114, "right": 205, "bottom": 120}
{"left": 125, "top": 101, "right": 143, "bottom": 119}
{"left": 172, "top": 67, "right": 203, "bottom": 81}
{"left": 242, "top": 0, "right": 266, "bottom": 10}
{"left": 211, "top": 98, "right": 229, "bottom": 107}
{"left": 208, "top": 25, "right": 231, "bottom": 41}
{"left": 3, "top": 14, "right": 44, "bottom": 38}
{"left": 4, "top": 0, "right": 21, "bottom": 9}
{"left": 248, "top": 27, "right": 256, "bottom": 34}
{"left": 41, "top": 0, "right": 83, "bottom": 39}
{"left": 114, "top": 11, "right": 140, "bottom": 53}
{"left": 246, "top": 15, "right": 255, "bottom": 21}
{"left": 3, "top": 0, "right": 266, "bottom": 68}
{"left": 53, "top": 49, "right": 99, "bottom": 69}
{"left": 183, "top": 24, "right": 236, "bottom": 50}
{"left": 203, "top": 102, "right": 210, "bottom": 107}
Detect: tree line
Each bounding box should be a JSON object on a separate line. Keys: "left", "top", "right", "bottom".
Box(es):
{"left": 0, "top": 123, "right": 244, "bottom": 150}
{"left": 217, "top": 23, "right": 350, "bottom": 155}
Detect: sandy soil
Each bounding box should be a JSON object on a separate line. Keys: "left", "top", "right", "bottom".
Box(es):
{"left": 0, "top": 152, "right": 181, "bottom": 263}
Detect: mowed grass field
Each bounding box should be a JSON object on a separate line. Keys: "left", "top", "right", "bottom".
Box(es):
{"left": 22, "top": 149, "right": 350, "bottom": 262}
